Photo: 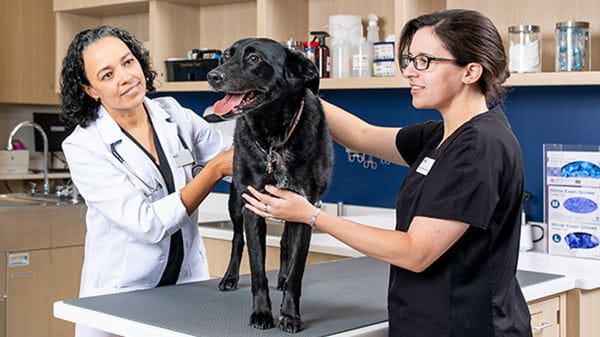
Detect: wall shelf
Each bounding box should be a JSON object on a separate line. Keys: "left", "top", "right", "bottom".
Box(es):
{"left": 506, "top": 72, "right": 600, "bottom": 87}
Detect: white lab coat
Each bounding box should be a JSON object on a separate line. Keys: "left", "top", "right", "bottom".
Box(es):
{"left": 63, "top": 97, "right": 232, "bottom": 337}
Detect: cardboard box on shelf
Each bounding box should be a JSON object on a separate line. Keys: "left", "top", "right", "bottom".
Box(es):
{"left": 0, "top": 150, "right": 29, "bottom": 174}
{"left": 545, "top": 150, "right": 600, "bottom": 188}
{"left": 547, "top": 186, "right": 600, "bottom": 223}
{"left": 548, "top": 220, "right": 600, "bottom": 260}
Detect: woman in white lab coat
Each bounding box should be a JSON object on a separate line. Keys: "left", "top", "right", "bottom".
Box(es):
{"left": 60, "top": 26, "right": 233, "bottom": 337}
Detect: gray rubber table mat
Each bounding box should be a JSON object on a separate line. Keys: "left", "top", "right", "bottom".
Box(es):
{"left": 64, "top": 257, "right": 389, "bottom": 336}
{"left": 516, "top": 270, "right": 564, "bottom": 287}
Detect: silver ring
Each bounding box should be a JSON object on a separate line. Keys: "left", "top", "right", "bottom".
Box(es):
{"left": 263, "top": 204, "right": 269, "bottom": 213}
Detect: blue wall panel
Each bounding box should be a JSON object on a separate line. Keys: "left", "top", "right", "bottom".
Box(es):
{"left": 152, "top": 85, "right": 600, "bottom": 222}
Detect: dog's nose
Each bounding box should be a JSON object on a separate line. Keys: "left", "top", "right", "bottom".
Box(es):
{"left": 207, "top": 70, "right": 226, "bottom": 84}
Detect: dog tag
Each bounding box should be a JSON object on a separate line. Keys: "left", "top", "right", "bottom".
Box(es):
{"left": 266, "top": 153, "right": 273, "bottom": 174}
{"left": 416, "top": 156, "right": 435, "bottom": 176}
{"left": 174, "top": 149, "right": 194, "bottom": 167}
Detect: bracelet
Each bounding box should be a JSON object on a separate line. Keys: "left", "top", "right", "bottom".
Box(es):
{"left": 309, "top": 208, "right": 321, "bottom": 227}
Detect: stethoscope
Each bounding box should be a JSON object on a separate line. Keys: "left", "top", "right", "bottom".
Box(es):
{"left": 110, "top": 128, "right": 203, "bottom": 193}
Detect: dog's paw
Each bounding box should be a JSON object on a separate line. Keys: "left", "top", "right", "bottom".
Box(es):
{"left": 277, "top": 315, "right": 303, "bottom": 333}
{"left": 276, "top": 276, "right": 287, "bottom": 291}
{"left": 218, "top": 276, "right": 239, "bottom": 291}
{"left": 249, "top": 311, "right": 275, "bottom": 330}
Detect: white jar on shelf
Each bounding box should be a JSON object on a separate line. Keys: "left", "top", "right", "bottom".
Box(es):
{"left": 508, "top": 24, "right": 541, "bottom": 73}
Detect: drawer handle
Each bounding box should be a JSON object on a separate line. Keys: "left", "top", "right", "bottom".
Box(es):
{"left": 533, "top": 322, "right": 553, "bottom": 331}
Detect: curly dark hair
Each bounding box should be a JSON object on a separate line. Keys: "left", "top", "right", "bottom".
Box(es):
{"left": 60, "top": 25, "right": 157, "bottom": 128}
{"left": 398, "top": 9, "right": 509, "bottom": 106}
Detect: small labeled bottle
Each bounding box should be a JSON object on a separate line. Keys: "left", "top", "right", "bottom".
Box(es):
{"left": 331, "top": 37, "right": 351, "bottom": 78}
{"left": 352, "top": 37, "right": 371, "bottom": 77}
{"left": 310, "top": 31, "right": 331, "bottom": 78}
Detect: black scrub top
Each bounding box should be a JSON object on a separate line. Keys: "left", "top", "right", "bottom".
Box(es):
{"left": 121, "top": 124, "right": 184, "bottom": 287}
{"left": 389, "top": 105, "right": 531, "bottom": 337}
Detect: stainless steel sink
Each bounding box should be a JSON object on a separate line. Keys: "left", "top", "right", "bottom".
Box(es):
{"left": 199, "top": 219, "right": 321, "bottom": 237}
{"left": 516, "top": 270, "right": 564, "bottom": 287}
{"left": 0, "top": 193, "right": 67, "bottom": 207}
{"left": 0, "top": 197, "right": 40, "bottom": 207}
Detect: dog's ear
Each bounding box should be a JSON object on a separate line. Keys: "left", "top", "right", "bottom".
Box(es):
{"left": 285, "top": 48, "right": 320, "bottom": 95}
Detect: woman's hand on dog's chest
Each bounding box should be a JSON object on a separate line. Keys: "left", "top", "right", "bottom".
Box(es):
{"left": 243, "top": 185, "right": 315, "bottom": 224}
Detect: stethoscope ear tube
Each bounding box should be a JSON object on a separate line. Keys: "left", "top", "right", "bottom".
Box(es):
{"left": 110, "top": 141, "right": 157, "bottom": 191}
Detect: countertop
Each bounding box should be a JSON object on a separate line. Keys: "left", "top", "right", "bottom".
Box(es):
{"left": 197, "top": 193, "right": 600, "bottom": 302}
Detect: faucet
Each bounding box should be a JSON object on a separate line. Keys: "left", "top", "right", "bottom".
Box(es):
{"left": 7, "top": 121, "right": 50, "bottom": 195}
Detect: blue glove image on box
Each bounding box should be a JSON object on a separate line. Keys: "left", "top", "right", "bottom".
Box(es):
{"left": 564, "top": 197, "right": 598, "bottom": 214}
{"left": 565, "top": 232, "right": 600, "bottom": 249}
{"left": 561, "top": 161, "right": 600, "bottom": 178}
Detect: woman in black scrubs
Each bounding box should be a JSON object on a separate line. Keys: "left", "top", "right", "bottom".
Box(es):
{"left": 243, "top": 9, "right": 531, "bottom": 337}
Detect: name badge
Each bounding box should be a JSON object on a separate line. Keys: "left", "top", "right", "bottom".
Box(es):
{"left": 416, "top": 157, "right": 435, "bottom": 176}
{"left": 173, "top": 149, "right": 194, "bottom": 167}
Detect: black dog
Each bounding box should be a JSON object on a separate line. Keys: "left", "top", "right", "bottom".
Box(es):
{"left": 207, "top": 38, "right": 333, "bottom": 333}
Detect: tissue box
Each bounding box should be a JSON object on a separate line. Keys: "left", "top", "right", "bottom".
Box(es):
{"left": 549, "top": 221, "right": 600, "bottom": 260}
{"left": 0, "top": 150, "right": 29, "bottom": 174}
{"left": 165, "top": 58, "right": 221, "bottom": 82}
{"left": 547, "top": 186, "right": 600, "bottom": 223}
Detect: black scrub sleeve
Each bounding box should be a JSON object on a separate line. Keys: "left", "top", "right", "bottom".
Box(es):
{"left": 395, "top": 120, "right": 442, "bottom": 166}
{"left": 414, "top": 128, "right": 501, "bottom": 230}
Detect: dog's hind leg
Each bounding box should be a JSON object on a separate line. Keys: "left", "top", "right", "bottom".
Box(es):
{"left": 277, "top": 222, "right": 312, "bottom": 333}
{"left": 218, "top": 184, "right": 245, "bottom": 291}
{"left": 246, "top": 214, "right": 275, "bottom": 329}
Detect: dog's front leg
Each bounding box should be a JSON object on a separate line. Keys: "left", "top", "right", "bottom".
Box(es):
{"left": 244, "top": 210, "right": 275, "bottom": 329}
{"left": 277, "top": 225, "right": 291, "bottom": 291}
{"left": 278, "top": 222, "right": 312, "bottom": 333}
{"left": 219, "top": 185, "right": 245, "bottom": 291}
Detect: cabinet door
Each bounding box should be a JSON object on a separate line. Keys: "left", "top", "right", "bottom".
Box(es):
{"left": 0, "top": 299, "right": 6, "bottom": 337}
{"left": 6, "top": 246, "right": 83, "bottom": 337}
{"left": 6, "top": 250, "right": 51, "bottom": 337}
{"left": 0, "top": 0, "right": 58, "bottom": 104}
{"left": 529, "top": 296, "right": 560, "bottom": 337}
{"left": 49, "top": 246, "right": 84, "bottom": 337}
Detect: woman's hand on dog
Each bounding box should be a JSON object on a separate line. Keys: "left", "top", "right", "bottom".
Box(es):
{"left": 206, "top": 146, "right": 234, "bottom": 178}
{"left": 243, "top": 185, "right": 316, "bottom": 225}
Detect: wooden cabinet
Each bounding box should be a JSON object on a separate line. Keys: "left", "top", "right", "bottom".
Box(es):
{"left": 567, "top": 288, "right": 600, "bottom": 337}
{"left": 528, "top": 293, "right": 567, "bottom": 337}
{"left": 5, "top": 247, "right": 83, "bottom": 337}
{"left": 0, "top": 253, "right": 5, "bottom": 337}
{"left": 0, "top": 300, "right": 5, "bottom": 337}
{"left": 1, "top": 204, "right": 85, "bottom": 337}
{"left": 0, "top": 0, "right": 59, "bottom": 104}
{"left": 203, "top": 237, "right": 346, "bottom": 278}
{"left": 52, "top": 0, "right": 600, "bottom": 91}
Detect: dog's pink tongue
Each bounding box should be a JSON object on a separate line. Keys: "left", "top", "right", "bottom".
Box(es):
{"left": 213, "top": 94, "right": 244, "bottom": 116}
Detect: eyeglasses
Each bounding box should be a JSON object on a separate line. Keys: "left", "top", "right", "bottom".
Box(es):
{"left": 400, "top": 54, "right": 457, "bottom": 71}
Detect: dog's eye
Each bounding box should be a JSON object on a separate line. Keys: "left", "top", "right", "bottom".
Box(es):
{"left": 246, "top": 54, "right": 261, "bottom": 64}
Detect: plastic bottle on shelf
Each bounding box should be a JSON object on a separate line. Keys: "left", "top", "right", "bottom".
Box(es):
{"left": 310, "top": 31, "right": 331, "bottom": 78}
{"left": 331, "top": 37, "right": 351, "bottom": 78}
{"left": 352, "top": 37, "right": 371, "bottom": 78}
{"left": 367, "top": 13, "right": 380, "bottom": 44}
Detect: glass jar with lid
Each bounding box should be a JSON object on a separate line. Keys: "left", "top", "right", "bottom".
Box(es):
{"left": 508, "top": 24, "right": 541, "bottom": 73}
{"left": 282, "top": 39, "right": 305, "bottom": 55}
{"left": 555, "top": 21, "right": 590, "bottom": 71}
